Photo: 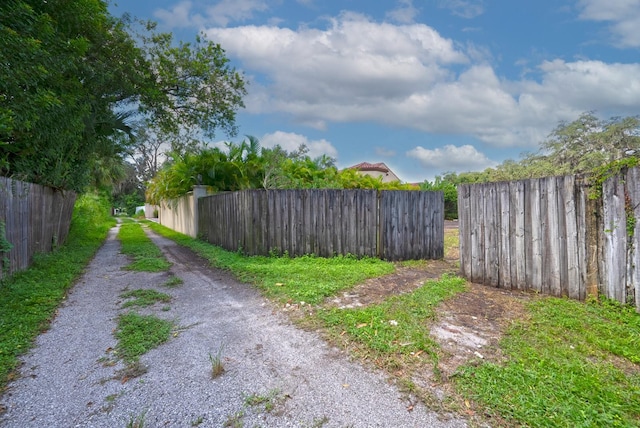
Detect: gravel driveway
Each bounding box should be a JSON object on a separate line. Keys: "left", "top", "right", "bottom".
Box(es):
{"left": 0, "top": 224, "right": 467, "bottom": 427}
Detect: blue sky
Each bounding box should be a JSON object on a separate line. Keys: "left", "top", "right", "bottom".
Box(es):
{"left": 108, "top": 0, "right": 640, "bottom": 183}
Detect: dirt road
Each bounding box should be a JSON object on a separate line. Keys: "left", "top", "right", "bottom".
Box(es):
{"left": 0, "top": 224, "right": 467, "bottom": 427}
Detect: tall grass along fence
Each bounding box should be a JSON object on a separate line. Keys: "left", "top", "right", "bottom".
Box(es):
{"left": 196, "top": 189, "right": 444, "bottom": 261}
{"left": 458, "top": 168, "right": 640, "bottom": 311}
{"left": 0, "top": 177, "right": 76, "bottom": 279}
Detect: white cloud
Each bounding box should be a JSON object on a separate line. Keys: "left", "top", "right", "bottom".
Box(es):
{"left": 534, "top": 59, "right": 640, "bottom": 108}
{"left": 204, "top": 13, "right": 640, "bottom": 150}
{"left": 205, "top": 0, "right": 268, "bottom": 27}
{"left": 578, "top": 0, "right": 640, "bottom": 47}
{"left": 154, "top": 1, "right": 200, "bottom": 28}
{"left": 407, "top": 144, "right": 497, "bottom": 171}
{"left": 386, "top": 0, "right": 419, "bottom": 24}
{"left": 260, "top": 131, "right": 339, "bottom": 159}
{"left": 438, "top": 0, "right": 485, "bottom": 19}
{"left": 154, "top": 0, "right": 268, "bottom": 28}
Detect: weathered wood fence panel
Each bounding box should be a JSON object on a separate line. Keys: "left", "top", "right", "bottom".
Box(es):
{"left": 459, "top": 168, "right": 640, "bottom": 311}
{"left": 379, "top": 191, "right": 444, "bottom": 260}
{"left": 198, "top": 189, "right": 443, "bottom": 261}
{"left": 0, "top": 177, "right": 76, "bottom": 279}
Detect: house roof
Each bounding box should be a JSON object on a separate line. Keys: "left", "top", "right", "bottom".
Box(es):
{"left": 347, "top": 162, "right": 391, "bottom": 173}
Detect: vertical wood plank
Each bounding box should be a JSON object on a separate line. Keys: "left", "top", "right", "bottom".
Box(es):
{"left": 458, "top": 184, "right": 471, "bottom": 278}
{"left": 602, "top": 174, "right": 627, "bottom": 302}
{"left": 554, "top": 177, "right": 568, "bottom": 297}
{"left": 529, "top": 178, "right": 543, "bottom": 293}
{"left": 626, "top": 167, "right": 640, "bottom": 312}
{"left": 509, "top": 180, "right": 526, "bottom": 290}
{"left": 563, "top": 176, "right": 582, "bottom": 299}
{"left": 470, "top": 184, "right": 485, "bottom": 284}
{"left": 498, "top": 182, "right": 512, "bottom": 288}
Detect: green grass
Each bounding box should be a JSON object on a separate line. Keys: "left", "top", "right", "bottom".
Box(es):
{"left": 117, "top": 223, "right": 171, "bottom": 272}
{"left": 454, "top": 297, "right": 640, "bottom": 427}
{"left": 318, "top": 274, "right": 467, "bottom": 364}
{"left": 120, "top": 289, "right": 172, "bottom": 308}
{"left": 115, "top": 312, "right": 173, "bottom": 363}
{"left": 143, "top": 221, "right": 395, "bottom": 304}
{"left": 161, "top": 276, "right": 183, "bottom": 288}
{"left": 243, "top": 388, "right": 286, "bottom": 413}
{"left": 0, "top": 194, "right": 115, "bottom": 389}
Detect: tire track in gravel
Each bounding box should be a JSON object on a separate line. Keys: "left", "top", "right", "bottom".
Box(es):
{"left": 1, "top": 223, "right": 467, "bottom": 428}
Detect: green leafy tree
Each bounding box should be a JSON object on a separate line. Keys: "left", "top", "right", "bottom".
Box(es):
{"left": 531, "top": 112, "right": 640, "bottom": 175}
{"left": 420, "top": 175, "right": 459, "bottom": 219}
{"left": 138, "top": 26, "right": 247, "bottom": 141}
{"left": 146, "top": 137, "right": 417, "bottom": 203}
{"left": 0, "top": 1, "right": 246, "bottom": 192}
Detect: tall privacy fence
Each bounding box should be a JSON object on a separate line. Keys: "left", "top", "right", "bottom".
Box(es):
{"left": 458, "top": 168, "right": 640, "bottom": 312}
{"left": 160, "top": 188, "right": 444, "bottom": 261}
{"left": 0, "top": 177, "right": 76, "bottom": 279}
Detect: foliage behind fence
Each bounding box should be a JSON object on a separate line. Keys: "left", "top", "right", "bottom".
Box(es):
{"left": 198, "top": 189, "right": 444, "bottom": 261}
{"left": 0, "top": 177, "right": 76, "bottom": 279}
{"left": 458, "top": 168, "right": 640, "bottom": 311}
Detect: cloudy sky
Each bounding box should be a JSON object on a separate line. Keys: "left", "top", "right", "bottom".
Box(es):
{"left": 109, "top": 0, "right": 640, "bottom": 183}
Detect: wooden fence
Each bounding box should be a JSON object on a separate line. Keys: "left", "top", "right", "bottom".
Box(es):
{"left": 0, "top": 177, "right": 76, "bottom": 279}
{"left": 458, "top": 169, "right": 640, "bottom": 311}
{"left": 198, "top": 189, "right": 444, "bottom": 261}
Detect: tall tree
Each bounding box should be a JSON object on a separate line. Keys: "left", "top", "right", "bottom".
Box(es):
{"left": 0, "top": 1, "right": 246, "bottom": 192}
{"left": 138, "top": 25, "right": 247, "bottom": 140}
{"left": 534, "top": 112, "right": 640, "bottom": 175}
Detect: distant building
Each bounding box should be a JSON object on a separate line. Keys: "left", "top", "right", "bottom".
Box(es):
{"left": 347, "top": 162, "right": 401, "bottom": 183}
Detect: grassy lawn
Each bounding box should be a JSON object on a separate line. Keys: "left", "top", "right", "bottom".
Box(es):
{"left": 454, "top": 297, "right": 640, "bottom": 427}
{"left": 143, "top": 221, "right": 394, "bottom": 305}
{"left": 0, "top": 194, "right": 114, "bottom": 389}
{"left": 117, "top": 222, "right": 171, "bottom": 272}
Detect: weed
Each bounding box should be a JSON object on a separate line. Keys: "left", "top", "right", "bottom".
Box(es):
{"left": 105, "top": 393, "right": 119, "bottom": 403}
{"left": 209, "top": 345, "right": 225, "bottom": 379}
{"left": 120, "top": 289, "right": 172, "bottom": 308}
{"left": 309, "top": 416, "right": 330, "bottom": 427}
{"left": 126, "top": 411, "right": 147, "bottom": 428}
{"left": 191, "top": 416, "right": 204, "bottom": 426}
{"left": 118, "top": 223, "right": 171, "bottom": 272}
{"left": 243, "top": 389, "right": 287, "bottom": 413}
{"left": 223, "top": 410, "right": 244, "bottom": 427}
{"left": 116, "top": 360, "right": 148, "bottom": 381}
{"left": 0, "top": 221, "right": 13, "bottom": 276}
{"left": 162, "top": 276, "right": 183, "bottom": 288}
{"left": 115, "top": 312, "right": 173, "bottom": 364}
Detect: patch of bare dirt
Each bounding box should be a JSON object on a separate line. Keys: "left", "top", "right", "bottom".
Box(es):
{"left": 432, "top": 283, "right": 531, "bottom": 378}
